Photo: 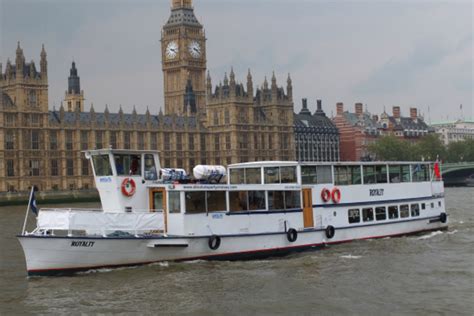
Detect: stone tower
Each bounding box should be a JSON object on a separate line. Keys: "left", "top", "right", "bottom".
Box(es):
{"left": 62, "top": 61, "right": 85, "bottom": 112}
{"left": 161, "top": 0, "right": 207, "bottom": 116}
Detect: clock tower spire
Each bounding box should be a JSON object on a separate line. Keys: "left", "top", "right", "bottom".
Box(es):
{"left": 161, "top": 0, "right": 206, "bottom": 116}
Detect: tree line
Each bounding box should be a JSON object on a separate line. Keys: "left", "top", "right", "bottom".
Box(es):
{"left": 368, "top": 134, "right": 474, "bottom": 162}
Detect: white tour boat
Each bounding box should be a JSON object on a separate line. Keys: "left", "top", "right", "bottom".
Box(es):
{"left": 18, "top": 149, "right": 448, "bottom": 276}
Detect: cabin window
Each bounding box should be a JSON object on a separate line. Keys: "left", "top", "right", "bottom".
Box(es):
{"left": 268, "top": 191, "right": 300, "bottom": 210}
{"left": 206, "top": 191, "right": 227, "bottom": 212}
{"left": 363, "top": 208, "right": 374, "bottom": 222}
{"left": 421, "top": 203, "right": 426, "bottom": 210}
{"left": 400, "top": 204, "right": 409, "bottom": 218}
{"left": 375, "top": 206, "right": 386, "bottom": 220}
{"left": 92, "top": 155, "right": 113, "bottom": 176}
{"left": 245, "top": 168, "right": 261, "bottom": 184}
{"left": 185, "top": 191, "right": 206, "bottom": 213}
{"left": 389, "top": 165, "right": 410, "bottom": 183}
{"left": 348, "top": 208, "right": 360, "bottom": 223}
{"left": 363, "top": 166, "right": 376, "bottom": 184}
{"left": 229, "top": 191, "right": 265, "bottom": 211}
{"left": 410, "top": 204, "right": 420, "bottom": 217}
{"left": 301, "top": 166, "right": 333, "bottom": 184}
{"left": 334, "top": 166, "right": 361, "bottom": 185}
{"left": 280, "top": 167, "right": 297, "bottom": 183}
{"left": 438, "top": 201, "right": 442, "bottom": 207}
{"left": 230, "top": 169, "right": 245, "bottom": 184}
{"left": 144, "top": 154, "right": 157, "bottom": 180}
{"left": 388, "top": 205, "right": 399, "bottom": 219}
{"left": 412, "top": 164, "right": 429, "bottom": 182}
{"left": 375, "top": 165, "right": 388, "bottom": 183}
{"left": 114, "top": 154, "right": 142, "bottom": 176}
{"left": 264, "top": 167, "right": 280, "bottom": 184}
{"left": 431, "top": 202, "right": 434, "bottom": 209}
{"left": 168, "top": 191, "right": 181, "bottom": 213}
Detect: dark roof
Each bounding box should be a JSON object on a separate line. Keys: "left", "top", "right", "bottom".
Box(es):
{"left": 294, "top": 112, "right": 339, "bottom": 134}
{"left": 6, "top": 62, "right": 42, "bottom": 79}
{"left": 164, "top": 8, "right": 201, "bottom": 28}
{"left": 388, "top": 116, "right": 431, "bottom": 131}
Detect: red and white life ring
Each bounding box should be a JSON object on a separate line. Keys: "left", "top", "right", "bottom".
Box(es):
{"left": 331, "top": 187, "right": 341, "bottom": 204}
{"left": 321, "top": 188, "right": 331, "bottom": 203}
{"left": 121, "top": 178, "right": 136, "bottom": 197}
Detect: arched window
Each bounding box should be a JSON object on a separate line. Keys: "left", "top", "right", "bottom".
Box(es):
{"left": 28, "top": 90, "right": 37, "bottom": 107}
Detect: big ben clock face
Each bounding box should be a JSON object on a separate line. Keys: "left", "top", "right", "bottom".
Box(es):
{"left": 166, "top": 41, "right": 178, "bottom": 59}
{"left": 188, "top": 41, "right": 201, "bottom": 58}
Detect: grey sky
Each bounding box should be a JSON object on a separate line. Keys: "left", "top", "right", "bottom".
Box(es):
{"left": 1, "top": 0, "right": 472, "bottom": 122}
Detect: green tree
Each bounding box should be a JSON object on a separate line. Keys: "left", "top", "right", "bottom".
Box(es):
{"left": 446, "top": 139, "right": 474, "bottom": 162}
{"left": 368, "top": 135, "right": 413, "bottom": 161}
{"left": 411, "top": 134, "right": 446, "bottom": 161}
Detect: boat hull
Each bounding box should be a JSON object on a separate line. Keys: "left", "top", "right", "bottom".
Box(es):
{"left": 18, "top": 216, "right": 448, "bottom": 276}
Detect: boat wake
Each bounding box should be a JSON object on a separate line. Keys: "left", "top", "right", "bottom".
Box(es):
{"left": 447, "top": 229, "right": 458, "bottom": 235}
{"left": 340, "top": 255, "right": 362, "bottom": 259}
{"left": 417, "top": 231, "right": 443, "bottom": 240}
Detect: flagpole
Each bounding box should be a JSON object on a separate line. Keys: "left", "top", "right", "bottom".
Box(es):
{"left": 21, "top": 186, "right": 35, "bottom": 235}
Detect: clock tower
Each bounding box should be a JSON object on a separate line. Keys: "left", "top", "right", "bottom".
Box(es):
{"left": 161, "top": 0, "right": 207, "bottom": 116}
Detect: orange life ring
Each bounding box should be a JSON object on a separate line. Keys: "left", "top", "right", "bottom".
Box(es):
{"left": 121, "top": 178, "right": 136, "bottom": 197}
{"left": 331, "top": 187, "right": 341, "bottom": 204}
{"left": 321, "top": 188, "right": 331, "bottom": 203}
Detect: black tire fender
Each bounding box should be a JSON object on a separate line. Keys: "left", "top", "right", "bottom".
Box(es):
{"left": 325, "top": 225, "right": 335, "bottom": 239}
{"left": 287, "top": 228, "right": 298, "bottom": 242}
{"left": 440, "top": 212, "right": 447, "bottom": 223}
{"left": 208, "top": 235, "right": 221, "bottom": 250}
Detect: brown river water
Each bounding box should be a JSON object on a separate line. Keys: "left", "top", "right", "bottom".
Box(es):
{"left": 0, "top": 187, "right": 473, "bottom": 315}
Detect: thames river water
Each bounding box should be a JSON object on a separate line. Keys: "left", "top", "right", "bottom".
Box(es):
{"left": 0, "top": 188, "right": 473, "bottom": 315}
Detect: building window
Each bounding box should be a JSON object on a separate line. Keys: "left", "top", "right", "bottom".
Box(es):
{"left": 151, "top": 133, "right": 158, "bottom": 150}
{"left": 28, "top": 90, "right": 37, "bottom": 106}
{"left": 31, "top": 130, "right": 40, "bottom": 150}
{"left": 176, "top": 133, "right": 182, "bottom": 149}
{"left": 96, "top": 131, "right": 103, "bottom": 149}
{"left": 5, "top": 114, "right": 16, "bottom": 127}
{"left": 124, "top": 132, "right": 131, "bottom": 149}
{"left": 6, "top": 160, "right": 14, "bottom": 177}
{"left": 31, "top": 114, "right": 41, "bottom": 126}
{"left": 188, "top": 135, "right": 194, "bottom": 150}
{"left": 67, "top": 159, "right": 74, "bottom": 176}
{"left": 164, "top": 133, "right": 170, "bottom": 151}
{"left": 29, "top": 160, "right": 40, "bottom": 176}
{"left": 110, "top": 131, "right": 117, "bottom": 149}
{"left": 5, "top": 131, "right": 14, "bottom": 150}
{"left": 137, "top": 132, "right": 144, "bottom": 150}
{"left": 213, "top": 111, "right": 219, "bottom": 125}
{"left": 81, "top": 131, "right": 88, "bottom": 150}
{"left": 82, "top": 159, "right": 89, "bottom": 175}
{"left": 51, "top": 160, "right": 59, "bottom": 176}
{"left": 50, "top": 130, "right": 58, "bottom": 150}
{"left": 268, "top": 135, "right": 273, "bottom": 150}
{"left": 200, "top": 134, "right": 206, "bottom": 151}
{"left": 226, "top": 134, "right": 231, "bottom": 150}
{"left": 66, "top": 130, "right": 73, "bottom": 150}
{"left": 224, "top": 109, "right": 230, "bottom": 124}
{"left": 214, "top": 135, "right": 219, "bottom": 151}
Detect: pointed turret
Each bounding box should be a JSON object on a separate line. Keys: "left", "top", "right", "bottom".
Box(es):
{"left": 104, "top": 104, "right": 110, "bottom": 121}
{"left": 29, "top": 60, "right": 36, "bottom": 78}
{"left": 246, "top": 69, "right": 253, "bottom": 99}
{"left": 286, "top": 73, "right": 293, "bottom": 101}
{"left": 229, "top": 67, "right": 235, "bottom": 85}
{"left": 223, "top": 72, "right": 229, "bottom": 86}
{"left": 68, "top": 61, "right": 80, "bottom": 94}
{"left": 0, "top": 63, "right": 3, "bottom": 81}
{"left": 206, "top": 70, "right": 212, "bottom": 96}
{"left": 15, "top": 42, "right": 24, "bottom": 75}
{"left": 5, "top": 59, "right": 12, "bottom": 79}
{"left": 263, "top": 76, "right": 268, "bottom": 90}
{"left": 271, "top": 71, "right": 277, "bottom": 89}
{"left": 40, "top": 44, "right": 47, "bottom": 77}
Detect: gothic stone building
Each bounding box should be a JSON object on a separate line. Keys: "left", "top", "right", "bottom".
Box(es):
{"left": 0, "top": 0, "right": 298, "bottom": 193}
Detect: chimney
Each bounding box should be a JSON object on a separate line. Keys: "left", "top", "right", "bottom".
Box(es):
{"left": 355, "top": 103, "right": 363, "bottom": 117}
{"left": 392, "top": 106, "right": 400, "bottom": 119}
{"left": 410, "top": 107, "right": 417, "bottom": 120}
{"left": 336, "top": 102, "right": 344, "bottom": 115}
{"left": 299, "top": 98, "right": 311, "bottom": 115}
{"left": 317, "top": 99, "right": 322, "bottom": 111}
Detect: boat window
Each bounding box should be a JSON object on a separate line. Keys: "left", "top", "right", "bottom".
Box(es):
{"left": 348, "top": 208, "right": 360, "bottom": 223}
{"left": 401, "top": 165, "right": 411, "bottom": 182}
{"left": 363, "top": 166, "right": 376, "bottom": 184}
{"left": 114, "top": 154, "right": 142, "bottom": 176}
{"left": 92, "top": 154, "right": 113, "bottom": 176}
{"left": 335, "top": 166, "right": 361, "bottom": 185}
{"left": 400, "top": 204, "right": 409, "bottom": 218}
{"left": 410, "top": 204, "right": 420, "bottom": 217}
{"left": 185, "top": 191, "right": 206, "bottom": 213}
{"left": 280, "top": 166, "right": 297, "bottom": 183}
{"left": 169, "top": 191, "right": 181, "bottom": 213}
{"left": 388, "top": 205, "right": 399, "bottom": 219}
{"left": 144, "top": 154, "right": 157, "bottom": 180}
{"left": 438, "top": 201, "right": 442, "bottom": 207}
{"left": 229, "top": 191, "right": 248, "bottom": 211}
{"left": 301, "top": 166, "right": 332, "bottom": 184}
{"left": 375, "top": 206, "right": 386, "bottom": 220}
{"left": 431, "top": 202, "right": 434, "bottom": 208}
{"left": 230, "top": 169, "right": 245, "bottom": 184}
{"left": 284, "top": 191, "right": 301, "bottom": 209}
{"left": 389, "top": 165, "right": 403, "bottom": 183}
{"left": 248, "top": 191, "right": 266, "bottom": 210}
{"left": 245, "top": 168, "right": 261, "bottom": 184}
{"left": 421, "top": 203, "right": 426, "bottom": 210}
{"left": 264, "top": 167, "right": 280, "bottom": 184}
{"left": 363, "top": 208, "right": 374, "bottom": 222}
{"left": 375, "top": 165, "right": 387, "bottom": 183}
{"left": 206, "top": 191, "right": 226, "bottom": 212}
{"left": 412, "top": 164, "right": 429, "bottom": 182}
{"left": 268, "top": 191, "right": 285, "bottom": 210}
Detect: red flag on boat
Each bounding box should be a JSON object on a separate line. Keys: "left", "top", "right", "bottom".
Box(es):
{"left": 434, "top": 159, "right": 441, "bottom": 180}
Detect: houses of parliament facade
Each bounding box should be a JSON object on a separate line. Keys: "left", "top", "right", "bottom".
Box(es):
{"left": 0, "top": 0, "right": 310, "bottom": 193}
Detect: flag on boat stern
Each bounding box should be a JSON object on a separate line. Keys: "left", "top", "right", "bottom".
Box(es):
{"left": 29, "top": 186, "right": 38, "bottom": 215}
{"left": 434, "top": 159, "right": 441, "bottom": 180}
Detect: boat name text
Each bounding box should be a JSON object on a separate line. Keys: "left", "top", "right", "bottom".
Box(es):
{"left": 369, "top": 189, "right": 384, "bottom": 196}
{"left": 71, "top": 241, "right": 95, "bottom": 247}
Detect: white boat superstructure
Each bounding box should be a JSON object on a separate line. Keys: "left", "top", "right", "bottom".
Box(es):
{"left": 18, "top": 149, "right": 448, "bottom": 276}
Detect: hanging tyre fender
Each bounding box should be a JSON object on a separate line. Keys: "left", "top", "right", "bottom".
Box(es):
{"left": 440, "top": 212, "right": 447, "bottom": 223}
{"left": 325, "top": 225, "right": 335, "bottom": 239}
{"left": 208, "top": 235, "right": 221, "bottom": 250}
{"left": 287, "top": 228, "right": 298, "bottom": 242}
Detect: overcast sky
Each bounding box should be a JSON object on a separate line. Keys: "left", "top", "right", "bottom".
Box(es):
{"left": 1, "top": 0, "right": 472, "bottom": 123}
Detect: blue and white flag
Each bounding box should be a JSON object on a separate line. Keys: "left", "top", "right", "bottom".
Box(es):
{"left": 29, "top": 187, "right": 38, "bottom": 215}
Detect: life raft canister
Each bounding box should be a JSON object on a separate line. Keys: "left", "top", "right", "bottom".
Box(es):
{"left": 208, "top": 235, "right": 221, "bottom": 250}
{"left": 325, "top": 225, "right": 335, "bottom": 239}
{"left": 287, "top": 228, "right": 298, "bottom": 242}
{"left": 331, "top": 187, "right": 341, "bottom": 204}
{"left": 121, "top": 178, "right": 136, "bottom": 197}
{"left": 321, "top": 188, "right": 331, "bottom": 203}
{"left": 440, "top": 212, "right": 447, "bottom": 223}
